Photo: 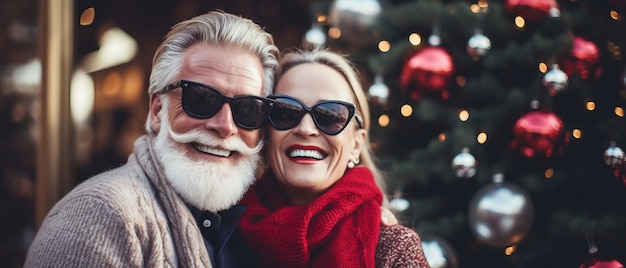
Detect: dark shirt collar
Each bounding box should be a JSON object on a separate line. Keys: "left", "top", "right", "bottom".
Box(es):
{"left": 187, "top": 204, "right": 248, "bottom": 267}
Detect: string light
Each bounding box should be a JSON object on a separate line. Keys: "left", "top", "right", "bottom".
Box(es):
{"left": 545, "top": 168, "right": 554, "bottom": 179}
{"left": 438, "top": 133, "right": 446, "bottom": 142}
{"left": 586, "top": 101, "right": 596, "bottom": 111}
{"left": 478, "top": 0, "right": 488, "bottom": 9}
{"left": 608, "top": 41, "right": 621, "bottom": 60}
{"left": 456, "top": 75, "right": 466, "bottom": 87}
{"left": 316, "top": 13, "right": 327, "bottom": 23}
{"left": 378, "top": 114, "right": 390, "bottom": 127}
{"left": 615, "top": 107, "right": 624, "bottom": 117}
{"left": 470, "top": 4, "right": 481, "bottom": 13}
{"left": 515, "top": 16, "right": 525, "bottom": 28}
{"left": 378, "top": 40, "right": 391, "bottom": 52}
{"left": 400, "top": 104, "right": 413, "bottom": 117}
{"left": 328, "top": 27, "right": 341, "bottom": 39}
{"left": 459, "top": 110, "right": 469, "bottom": 121}
{"left": 80, "top": 7, "right": 95, "bottom": 26}
{"left": 477, "top": 132, "right": 487, "bottom": 144}
{"left": 409, "top": 33, "right": 421, "bottom": 46}
{"left": 572, "top": 129, "right": 582, "bottom": 139}
{"left": 505, "top": 245, "right": 516, "bottom": 255}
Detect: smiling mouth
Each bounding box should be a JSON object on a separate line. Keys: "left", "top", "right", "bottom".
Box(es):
{"left": 192, "top": 142, "right": 232, "bottom": 157}
{"left": 288, "top": 148, "right": 326, "bottom": 160}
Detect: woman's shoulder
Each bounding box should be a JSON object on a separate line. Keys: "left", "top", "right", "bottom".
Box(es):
{"left": 380, "top": 224, "right": 420, "bottom": 241}
{"left": 376, "top": 225, "right": 430, "bottom": 268}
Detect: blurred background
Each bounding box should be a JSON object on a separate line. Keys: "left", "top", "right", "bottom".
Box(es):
{"left": 1, "top": 0, "right": 625, "bottom": 267}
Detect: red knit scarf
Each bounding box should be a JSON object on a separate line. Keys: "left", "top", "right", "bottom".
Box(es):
{"left": 238, "top": 167, "right": 382, "bottom": 268}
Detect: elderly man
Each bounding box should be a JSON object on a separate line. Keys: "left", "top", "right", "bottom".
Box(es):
{"left": 25, "top": 10, "right": 278, "bottom": 267}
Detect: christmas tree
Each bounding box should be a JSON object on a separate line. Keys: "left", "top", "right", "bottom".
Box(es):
{"left": 306, "top": 0, "right": 626, "bottom": 267}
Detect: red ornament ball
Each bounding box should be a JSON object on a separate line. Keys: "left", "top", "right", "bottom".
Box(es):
{"left": 505, "top": 0, "right": 554, "bottom": 22}
{"left": 579, "top": 257, "right": 624, "bottom": 268}
{"left": 511, "top": 110, "right": 567, "bottom": 158}
{"left": 400, "top": 47, "right": 454, "bottom": 100}
{"left": 560, "top": 36, "right": 602, "bottom": 79}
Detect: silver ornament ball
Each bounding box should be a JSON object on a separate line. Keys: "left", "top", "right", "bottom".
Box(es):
{"left": 467, "top": 33, "right": 491, "bottom": 57}
{"left": 604, "top": 142, "right": 625, "bottom": 168}
{"left": 328, "top": 0, "right": 381, "bottom": 46}
{"left": 452, "top": 148, "right": 477, "bottom": 178}
{"left": 468, "top": 174, "right": 534, "bottom": 247}
{"left": 368, "top": 74, "right": 389, "bottom": 106}
{"left": 421, "top": 235, "right": 459, "bottom": 268}
{"left": 303, "top": 23, "right": 327, "bottom": 48}
{"left": 543, "top": 64, "right": 569, "bottom": 96}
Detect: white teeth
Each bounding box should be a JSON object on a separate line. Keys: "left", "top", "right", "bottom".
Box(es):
{"left": 193, "top": 143, "right": 232, "bottom": 157}
{"left": 289, "top": 149, "right": 324, "bottom": 160}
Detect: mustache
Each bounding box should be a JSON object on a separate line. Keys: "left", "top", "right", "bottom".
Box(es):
{"left": 168, "top": 127, "right": 263, "bottom": 156}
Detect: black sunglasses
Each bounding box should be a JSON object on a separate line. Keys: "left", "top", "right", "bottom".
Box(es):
{"left": 161, "top": 80, "right": 272, "bottom": 130}
{"left": 267, "top": 94, "right": 363, "bottom": 135}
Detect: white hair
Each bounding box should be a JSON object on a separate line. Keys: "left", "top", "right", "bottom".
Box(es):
{"left": 145, "top": 10, "right": 278, "bottom": 134}
{"left": 152, "top": 96, "right": 262, "bottom": 212}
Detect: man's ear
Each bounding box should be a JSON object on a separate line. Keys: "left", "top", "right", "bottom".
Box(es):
{"left": 149, "top": 94, "right": 163, "bottom": 133}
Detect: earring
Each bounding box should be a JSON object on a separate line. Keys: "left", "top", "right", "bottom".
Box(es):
{"left": 347, "top": 158, "right": 360, "bottom": 169}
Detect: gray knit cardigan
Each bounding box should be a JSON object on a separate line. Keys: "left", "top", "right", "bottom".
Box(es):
{"left": 24, "top": 135, "right": 212, "bottom": 267}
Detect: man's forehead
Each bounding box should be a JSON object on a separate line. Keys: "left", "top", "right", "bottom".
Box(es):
{"left": 181, "top": 44, "right": 265, "bottom": 96}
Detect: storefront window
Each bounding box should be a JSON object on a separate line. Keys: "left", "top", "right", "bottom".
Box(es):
{"left": 0, "top": 0, "right": 39, "bottom": 265}
{"left": 0, "top": 1, "right": 307, "bottom": 266}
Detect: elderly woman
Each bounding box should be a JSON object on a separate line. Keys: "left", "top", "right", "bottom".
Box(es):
{"left": 238, "top": 49, "right": 430, "bottom": 268}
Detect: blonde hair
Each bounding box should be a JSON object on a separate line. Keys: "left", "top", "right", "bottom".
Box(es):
{"left": 275, "top": 48, "right": 389, "bottom": 206}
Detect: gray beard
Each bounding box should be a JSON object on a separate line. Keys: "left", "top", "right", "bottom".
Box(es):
{"left": 152, "top": 107, "right": 260, "bottom": 212}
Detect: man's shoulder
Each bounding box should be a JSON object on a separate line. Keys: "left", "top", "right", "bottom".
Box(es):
{"left": 36, "top": 162, "right": 164, "bottom": 242}
{"left": 25, "top": 163, "right": 162, "bottom": 268}
{"left": 80, "top": 160, "right": 148, "bottom": 189}
{"left": 59, "top": 163, "right": 155, "bottom": 211}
